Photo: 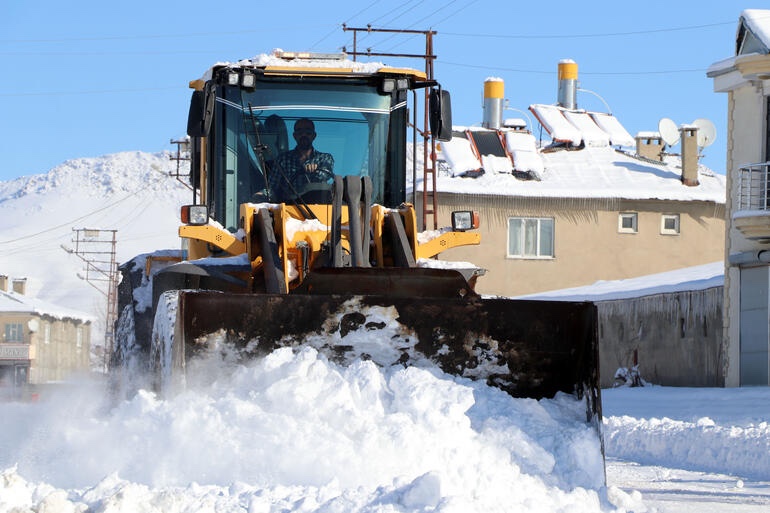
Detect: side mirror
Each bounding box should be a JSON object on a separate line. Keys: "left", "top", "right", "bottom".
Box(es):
{"left": 429, "top": 88, "right": 452, "bottom": 142}
{"left": 187, "top": 84, "right": 215, "bottom": 137}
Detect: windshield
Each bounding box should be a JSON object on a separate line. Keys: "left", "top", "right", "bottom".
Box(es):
{"left": 209, "top": 78, "right": 400, "bottom": 231}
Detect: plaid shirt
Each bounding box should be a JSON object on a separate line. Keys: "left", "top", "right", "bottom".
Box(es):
{"left": 268, "top": 148, "right": 334, "bottom": 199}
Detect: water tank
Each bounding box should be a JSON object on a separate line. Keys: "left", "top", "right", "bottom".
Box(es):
{"left": 483, "top": 77, "right": 504, "bottom": 129}
{"left": 557, "top": 59, "right": 578, "bottom": 110}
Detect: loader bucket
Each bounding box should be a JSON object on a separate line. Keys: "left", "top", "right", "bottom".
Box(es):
{"left": 172, "top": 286, "right": 601, "bottom": 422}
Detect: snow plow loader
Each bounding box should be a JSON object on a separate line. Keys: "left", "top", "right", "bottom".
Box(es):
{"left": 112, "top": 50, "right": 601, "bottom": 431}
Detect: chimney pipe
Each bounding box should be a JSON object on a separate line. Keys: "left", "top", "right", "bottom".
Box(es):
{"left": 680, "top": 126, "right": 700, "bottom": 186}
{"left": 0, "top": 275, "right": 7, "bottom": 292}
{"left": 635, "top": 133, "right": 665, "bottom": 162}
{"left": 557, "top": 59, "right": 578, "bottom": 110}
{"left": 12, "top": 278, "right": 27, "bottom": 295}
{"left": 482, "top": 77, "right": 504, "bottom": 129}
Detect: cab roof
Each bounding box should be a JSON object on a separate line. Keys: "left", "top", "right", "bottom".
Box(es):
{"left": 194, "top": 50, "right": 427, "bottom": 84}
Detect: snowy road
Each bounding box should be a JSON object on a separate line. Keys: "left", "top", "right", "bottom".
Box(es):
{"left": 609, "top": 460, "right": 770, "bottom": 512}
{"left": 604, "top": 387, "right": 770, "bottom": 512}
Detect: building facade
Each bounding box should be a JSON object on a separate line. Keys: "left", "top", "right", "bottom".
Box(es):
{"left": 708, "top": 9, "right": 770, "bottom": 386}
{"left": 436, "top": 192, "right": 724, "bottom": 297}
{"left": 0, "top": 276, "right": 92, "bottom": 392}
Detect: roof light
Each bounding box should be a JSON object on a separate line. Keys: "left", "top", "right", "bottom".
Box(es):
{"left": 241, "top": 70, "right": 256, "bottom": 89}
{"left": 379, "top": 79, "right": 395, "bottom": 94}
{"left": 181, "top": 205, "right": 208, "bottom": 226}
{"left": 451, "top": 211, "right": 480, "bottom": 232}
{"left": 226, "top": 71, "right": 239, "bottom": 86}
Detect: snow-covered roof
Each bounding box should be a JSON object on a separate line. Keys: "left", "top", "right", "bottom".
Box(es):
{"left": 0, "top": 289, "right": 94, "bottom": 323}
{"left": 436, "top": 132, "right": 725, "bottom": 203}
{"left": 517, "top": 261, "right": 724, "bottom": 302}
{"left": 738, "top": 9, "right": 770, "bottom": 54}
{"left": 707, "top": 9, "right": 770, "bottom": 77}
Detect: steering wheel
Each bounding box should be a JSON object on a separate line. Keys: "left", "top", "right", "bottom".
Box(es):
{"left": 296, "top": 182, "right": 333, "bottom": 203}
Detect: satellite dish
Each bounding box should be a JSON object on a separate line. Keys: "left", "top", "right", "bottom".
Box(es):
{"left": 692, "top": 118, "right": 717, "bottom": 148}
{"left": 658, "top": 118, "right": 680, "bottom": 146}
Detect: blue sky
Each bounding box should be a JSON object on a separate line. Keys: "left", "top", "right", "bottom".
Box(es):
{"left": 0, "top": 1, "right": 747, "bottom": 182}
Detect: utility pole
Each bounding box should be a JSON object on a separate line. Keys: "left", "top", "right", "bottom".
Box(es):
{"left": 341, "top": 25, "right": 439, "bottom": 230}
{"left": 62, "top": 228, "right": 118, "bottom": 372}
{"left": 169, "top": 137, "right": 192, "bottom": 190}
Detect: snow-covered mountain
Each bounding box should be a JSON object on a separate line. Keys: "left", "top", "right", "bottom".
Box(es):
{"left": 0, "top": 151, "right": 190, "bottom": 345}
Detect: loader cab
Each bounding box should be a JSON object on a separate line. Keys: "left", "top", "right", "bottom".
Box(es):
{"left": 187, "top": 61, "right": 429, "bottom": 233}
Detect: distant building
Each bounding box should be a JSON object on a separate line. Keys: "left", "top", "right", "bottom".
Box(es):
{"left": 708, "top": 9, "right": 770, "bottom": 387}
{"left": 423, "top": 67, "right": 726, "bottom": 298}
{"left": 0, "top": 275, "right": 93, "bottom": 392}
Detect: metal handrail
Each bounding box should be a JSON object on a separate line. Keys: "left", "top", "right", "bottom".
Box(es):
{"left": 737, "top": 162, "right": 770, "bottom": 211}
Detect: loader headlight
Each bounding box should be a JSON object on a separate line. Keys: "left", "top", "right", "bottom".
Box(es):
{"left": 451, "top": 210, "right": 479, "bottom": 231}
{"left": 181, "top": 204, "right": 208, "bottom": 225}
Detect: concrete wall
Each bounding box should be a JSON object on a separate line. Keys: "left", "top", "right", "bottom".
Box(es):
{"left": 597, "top": 287, "right": 724, "bottom": 388}
{"left": 431, "top": 194, "right": 725, "bottom": 297}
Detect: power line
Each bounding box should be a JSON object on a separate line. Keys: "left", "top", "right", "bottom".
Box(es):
{"left": 379, "top": 0, "right": 480, "bottom": 53}
{"left": 2, "top": 16, "right": 744, "bottom": 47}
{"left": 431, "top": 0, "right": 482, "bottom": 28}
{"left": 0, "top": 187, "right": 148, "bottom": 245}
{"left": 0, "top": 86, "right": 179, "bottom": 97}
{"left": 438, "top": 60, "right": 708, "bottom": 76}
{"left": 0, "top": 50, "right": 228, "bottom": 56}
{"left": 374, "top": 0, "right": 427, "bottom": 31}
{"left": 0, "top": 26, "right": 312, "bottom": 44}
{"left": 441, "top": 20, "right": 736, "bottom": 40}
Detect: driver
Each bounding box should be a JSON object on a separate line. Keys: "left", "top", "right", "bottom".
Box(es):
{"left": 269, "top": 118, "right": 334, "bottom": 199}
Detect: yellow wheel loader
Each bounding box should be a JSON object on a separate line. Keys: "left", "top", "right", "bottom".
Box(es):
{"left": 111, "top": 51, "right": 601, "bottom": 436}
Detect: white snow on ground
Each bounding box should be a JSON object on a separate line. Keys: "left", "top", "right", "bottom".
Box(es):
{"left": 1, "top": 354, "right": 769, "bottom": 512}
{"left": 0, "top": 349, "right": 608, "bottom": 513}
{"left": 604, "top": 386, "right": 770, "bottom": 512}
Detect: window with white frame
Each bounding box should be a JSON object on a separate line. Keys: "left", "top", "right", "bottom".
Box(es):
{"left": 44, "top": 323, "right": 51, "bottom": 344}
{"left": 661, "top": 214, "right": 680, "bottom": 235}
{"left": 618, "top": 212, "right": 638, "bottom": 233}
{"left": 4, "top": 323, "right": 23, "bottom": 343}
{"left": 507, "top": 217, "right": 554, "bottom": 258}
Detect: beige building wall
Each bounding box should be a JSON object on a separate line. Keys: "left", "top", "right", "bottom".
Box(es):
{"left": 713, "top": 69, "right": 770, "bottom": 387}
{"left": 431, "top": 194, "right": 725, "bottom": 297}
{"left": 0, "top": 312, "right": 91, "bottom": 384}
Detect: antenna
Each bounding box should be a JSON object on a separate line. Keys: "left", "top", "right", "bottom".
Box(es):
{"left": 658, "top": 118, "right": 680, "bottom": 146}
{"left": 692, "top": 118, "right": 717, "bottom": 148}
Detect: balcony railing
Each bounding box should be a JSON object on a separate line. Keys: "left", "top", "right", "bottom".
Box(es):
{"left": 737, "top": 162, "right": 770, "bottom": 211}
{"left": 0, "top": 344, "right": 32, "bottom": 360}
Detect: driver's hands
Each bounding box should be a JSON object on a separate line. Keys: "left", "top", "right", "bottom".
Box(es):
{"left": 304, "top": 162, "right": 332, "bottom": 181}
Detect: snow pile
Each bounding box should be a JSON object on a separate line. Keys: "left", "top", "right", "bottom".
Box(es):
{"left": 603, "top": 386, "right": 770, "bottom": 480}
{"left": 0, "top": 347, "right": 612, "bottom": 512}
{"left": 518, "top": 261, "right": 723, "bottom": 302}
